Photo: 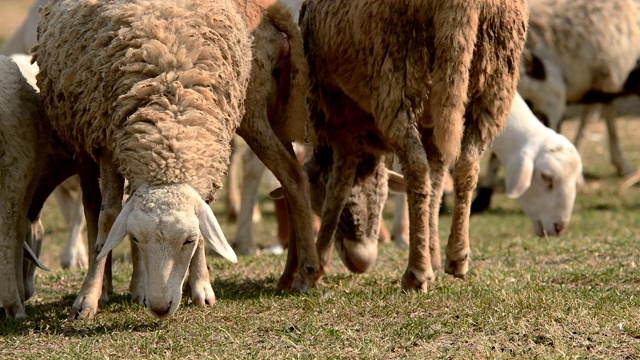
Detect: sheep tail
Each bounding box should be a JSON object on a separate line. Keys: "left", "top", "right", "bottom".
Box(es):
{"left": 429, "top": 2, "right": 479, "bottom": 165}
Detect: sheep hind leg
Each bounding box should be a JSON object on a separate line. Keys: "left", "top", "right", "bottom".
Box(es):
{"left": 445, "top": 126, "right": 485, "bottom": 278}
{"left": 231, "top": 148, "right": 266, "bottom": 256}
{"left": 422, "top": 130, "right": 446, "bottom": 272}
{"left": 602, "top": 104, "right": 635, "bottom": 176}
{"left": 70, "top": 155, "right": 123, "bottom": 319}
{"left": 395, "top": 126, "right": 433, "bottom": 292}
{"left": 239, "top": 123, "right": 320, "bottom": 292}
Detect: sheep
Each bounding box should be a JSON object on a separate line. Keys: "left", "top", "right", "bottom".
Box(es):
{"left": 228, "top": 0, "right": 321, "bottom": 291}
{"left": 35, "top": 0, "right": 250, "bottom": 319}
{"left": 393, "top": 93, "right": 583, "bottom": 245}
{"left": 0, "top": 54, "right": 74, "bottom": 318}
{"left": 2, "top": 0, "right": 89, "bottom": 270}
{"left": 5, "top": 53, "right": 90, "bottom": 270}
{"left": 299, "top": 0, "right": 528, "bottom": 291}
{"left": 518, "top": 0, "right": 640, "bottom": 177}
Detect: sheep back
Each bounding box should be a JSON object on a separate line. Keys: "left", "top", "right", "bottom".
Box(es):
{"left": 526, "top": 0, "right": 640, "bottom": 98}
{"left": 34, "top": 0, "right": 252, "bottom": 199}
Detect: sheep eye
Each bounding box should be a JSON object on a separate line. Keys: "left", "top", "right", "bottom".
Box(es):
{"left": 183, "top": 236, "right": 197, "bottom": 246}
{"left": 130, "top": 236, "right": 139, "bottom": 243}
{"left": 541, "top": 173, "right": 554, "bottom": 190}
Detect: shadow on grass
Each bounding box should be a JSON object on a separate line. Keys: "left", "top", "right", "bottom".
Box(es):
{"left": 214, "top": 275, "right": 306, "bottom": 301}
{"left": 0, "top": 293, "right": 161, "bottom": 337}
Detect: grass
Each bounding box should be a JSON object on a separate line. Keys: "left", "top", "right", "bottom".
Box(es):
{"left": 2, "top": 117, "right": 640, "bottom": 359}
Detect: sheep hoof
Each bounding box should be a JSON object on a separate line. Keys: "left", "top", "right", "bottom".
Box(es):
{"left": 190, "top": 282, "right": 216, "bottom": 306}
{"left": 4, "top": 304, "right": 27, "bottom": 319}
{"left": 276, "top": 275, "right": 294, "bottom": 291}
{"left": 444, "top": 254, "right": 469, "bottom": 278}
{"left": 401, "top": 268, "right": 434, "bottom": 293}
{"left": 69, "top": 295, "right": 98, "bottom": 320}
{"left": 431, "top": 254, "right": 442, "bottom": 272}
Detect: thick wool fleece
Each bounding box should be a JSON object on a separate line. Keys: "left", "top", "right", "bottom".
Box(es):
{"left": 300, "top": 0, "right": 528, "bottom": 163}
{"left": 35, "top": 0, "right": 252, "bottom": 201}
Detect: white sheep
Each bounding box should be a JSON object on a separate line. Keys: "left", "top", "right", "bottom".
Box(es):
{"left": 4, "top": 53, "right": 90, "bottom": 270}
{"left": 518, "top": 0, "right": 640, "bottom": 177}
{"left": 300, "top": 0, "right": 528, "bottom": 291}
{"left": 35, "top": 0, "right": 249, "bottom": 319}
{"left": 392, "top": 93, "right": 583, "bottom": 245}
{"left": 0, "top": 55, "right": 74, "bottom": 318}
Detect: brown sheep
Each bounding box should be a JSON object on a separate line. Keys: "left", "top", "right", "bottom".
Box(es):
{"left": 230, "top": 0, "right": 322, "bottom": 291}
{"left": 300, "top": 0, "right": 528, "bottom": 291}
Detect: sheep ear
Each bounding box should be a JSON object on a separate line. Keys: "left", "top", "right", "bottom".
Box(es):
{"left": 97, "top": 200, "right": 133, "bottom": 260}
{"left": 504, "top": 155, "right": 534, "bottom": 199}
{"left": 23, "top": 242, "right": 50, "bottom": 271}
{"left": 197, "top": 198, "right": 237, "bottom": 263}
{"left": 269, "top": 187, "right": 284, "bottom": 199}
{"left": 387, "top": 169, "right": 406, "bottom": 193}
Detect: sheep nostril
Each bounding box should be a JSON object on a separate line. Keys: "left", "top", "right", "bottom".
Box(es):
{"left": 554, "top": 221, "right": 567, "bottom": 235}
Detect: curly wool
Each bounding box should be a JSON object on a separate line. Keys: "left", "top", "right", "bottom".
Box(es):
{"left": 35, "top": 0, "right": 252, "bottom": 200}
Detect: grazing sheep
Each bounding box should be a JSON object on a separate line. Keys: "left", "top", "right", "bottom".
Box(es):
{"left": 518, "top": 0, "right": 640, "bottom": 177}
{"left": 300, "top": 0, "right": 528, "bottom": 291}
{"left": 0, "top": 55, "right": 74, "bottom": 318}
{"left": 35, "top": 0, "right": 249, "bottom": 319}
{"left": 6, "top": 53, "right": 90, "bottom": 270}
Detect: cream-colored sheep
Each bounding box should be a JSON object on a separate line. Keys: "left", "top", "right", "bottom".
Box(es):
{"left": 518, "top": 0, "right": 640, "bottom": 177}
{"left": 0, "top": 55, "right": 75, "bottom": 318}
{"left": 35, "top": 0, "right": 250, "bottom": 319}
{"left": 300, "top": 0, "right": 528, "bottom": 291}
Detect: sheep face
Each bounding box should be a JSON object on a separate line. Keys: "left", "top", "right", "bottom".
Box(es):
{"left": 305, "top": 148, "right": 388, "bottom": 273}
{"left": 518, "top": 51, "right": 567, "bottom": 130}
{"left": 97, "top": 184, "right": 236, "bottom": 319}
{"left": 516, "top": 140, "right": 582, "bottom": 237}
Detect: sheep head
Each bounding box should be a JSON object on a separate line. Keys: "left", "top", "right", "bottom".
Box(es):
{"left": 518, "top": 50, "right": 567, "bottom": 131}
{"left": 505, "top": 136, "right": 582, "bottom": 237}
{"left": 304, "top": 146, "right": 402, "bottom": 273}
{"left": 97, "top": 184, "right": 236, "bottom": 319}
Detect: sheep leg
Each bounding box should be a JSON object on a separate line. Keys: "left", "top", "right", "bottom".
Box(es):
{"left": 445, "top": 127, "right": 485, "bottom": 278}
{"left": 225, "top": 136, "right": 242, "bottom": 222}
{"left": 70, "top": 155, "right": 123, "bottom": 319}
{"left": 232, "top": 148, "right": 266, "bottom": 255}
{"left": 56, "top": 182, "right": 88, "bottom": 269}
{"left": 315, "top": 151, "right": 358, "bottom": 279}
{"left": 238, "top": 119, "right": 320, "bottom": 292}
{"left": 0, "top": 211, "right": 26, "bottom": 319}
{"left": 602, "top": 103, "right": 635, "bottom": 176}
{"left": 390, "top": 157, "right": 409, "bottom": 248}
{"left": 188, "top": 239, "right": 216, "bottom": 306}
{"left": 129, "top": 238, "right": 145, "bottom": 303}
{"left": 395, "top": 127, "right": 433, "bottom": 292}
{"left": 470, "top": 152, "right": 500, "bottom": 213}
{"left": 573, "top": 104, "right": 601, "bottom": 150}
{"left": 422, "top": 131, "right": 446, "bottom": 272}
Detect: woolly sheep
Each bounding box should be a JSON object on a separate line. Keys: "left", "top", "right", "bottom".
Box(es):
{"left": 0, "top": 55, "right": 74, "bottom": 318}
{"left": 5, "top": 53, "right": 90, "bottom": 270}
{"left": 518, "top": 0, "right": 640, "bottom": 176}
{"left": 300, "top": 0, "right": 528, "bottom": 291}
{"left": 35, "top": 0, "right": 250, "bottom": 319}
